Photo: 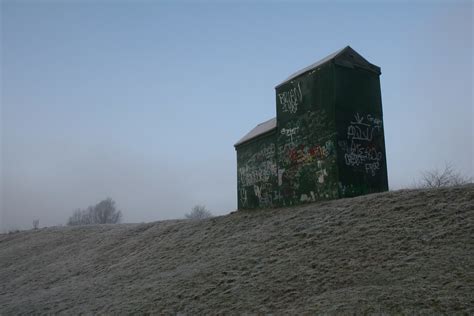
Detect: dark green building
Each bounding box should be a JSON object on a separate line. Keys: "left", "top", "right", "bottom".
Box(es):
{"left": 234, "top": 46, "right": 388, "bottom": 210}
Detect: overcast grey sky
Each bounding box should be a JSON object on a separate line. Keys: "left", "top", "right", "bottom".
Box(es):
{"left": 1, "top": 0, "right": 472, "bottom": 231}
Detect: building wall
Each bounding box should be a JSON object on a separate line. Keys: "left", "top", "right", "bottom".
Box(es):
{"left": 275, "top": 63, "right": 339, "bottom": 206}
{"left": 236, "top": 132, "right": 278, "bottom": 209}
{"left": 334, "top": 66, "right": 389, "bottom": 196}
{"left": 236, "top": 57, "right": 388, "bottom": 209}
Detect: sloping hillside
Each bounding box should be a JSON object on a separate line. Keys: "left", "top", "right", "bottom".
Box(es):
{"left": 1, "top": 185, "right": 473, "bottom": 314}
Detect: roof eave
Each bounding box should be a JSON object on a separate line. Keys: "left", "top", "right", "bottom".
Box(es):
{"left": 234, "top": 127, "right": 277, "bottom": 148}
{"left": 274, "top": 46, "right": 381, "bottom": 89}
{"left": 274, "top": 46, "right": 348, "bottom": 89}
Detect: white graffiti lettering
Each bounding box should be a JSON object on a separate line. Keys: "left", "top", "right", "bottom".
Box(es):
{"left": 278, "top": 82, "right": 302, "bottom": 114}
{"left": 340, "top": 112, "right": 383, "bottom": 176}
{"left": 280, "top": 126, "right": 299, "bottom": 143}
{"left": 300, "top": 191, "right": 316, "bottom": 202}
{"left": 365, "top": 162, "right": 380, "bottom": 176}
{"left": 347, "top": 113, "right": 381, "bottom": 142}
{"left": 238, "top": 161, "right": 277, "bottom": 187}
{"left": 252, "top": 183, "right": 274, "bottom": 207}
{"left": 239, "top": 188, "right": 248, "bottom": 207}
{"left": 316, "top": 168, "right": 328, "bottom": 183}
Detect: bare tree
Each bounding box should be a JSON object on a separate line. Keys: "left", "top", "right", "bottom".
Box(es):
{"left": 185, "top": 205, "right": 213, "bottom": 220}
{"left": 32, "top": 220, "right": 39, "bottom": 230}
{"left": 67, "top": 208, "right": 92, "bottom": 226}
{"left": 417, "top": 163, "right": 472, "bottom": 188}
{"left": 89, "top": 198, "right": 122, "bottom": 224}
{"left": 67, "top": 198, "right": 122, "bottom": 226}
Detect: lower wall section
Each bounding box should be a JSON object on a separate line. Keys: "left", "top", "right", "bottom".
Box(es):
{"left": 236, "top": 133, "right": 278, "bottom": 209}
{"left": 336, "top": 111, "right": 389, "bottom": 197}
{"left": 236, "top": 112, "right": 388, "bottom": 209}
{"left": 276, "top": 110, "right": 339, "bottom": 206}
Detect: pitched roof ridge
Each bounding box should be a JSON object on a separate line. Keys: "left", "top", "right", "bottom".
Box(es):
{"left": 234, "top": 117, "right": 277, "bottom": 147}
{"left": 275, "top": 45, "right": 350, "bottom": 88}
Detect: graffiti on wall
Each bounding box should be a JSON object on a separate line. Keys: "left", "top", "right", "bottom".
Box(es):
{"left": 277, "top": 109, "right": 339, "bottom": 205}
{"left": 287, "top": 140, "right": 334, "bottom": 165}
{"left": 339, "top": 113, "right": 383, "bottom": 176}
{"left": 238, "top": 142, "right": 278, "bottom": 208}
{"left": 239, "top": 188, "right": 248, "bottom": 207}
{"left": 278, "top": 82, "right": 302, "bottom": 114}
{"left": 238, "top": 161, "right": 277, "bottom": 187}
{"left": 237, "top": 57, "right": 388, "bottom": 208}
{"left": 280, "top": 126, "right": 299, "bottom": 143}
{"left": 253, "top": 182, "right": 277, "bottom": 208}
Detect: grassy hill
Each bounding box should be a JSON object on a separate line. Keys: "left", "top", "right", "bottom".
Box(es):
{"left": 1, "top": 185, "right": 473, "bottom": 314}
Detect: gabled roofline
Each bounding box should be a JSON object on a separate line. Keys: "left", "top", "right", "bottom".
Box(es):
{"left": 234, "top": 117, "right": 277, "bottom": 148}
{"left": 235, "top": 46, "right": 381, "bottom": 148}
{"left": 275, "top": 46, "right": 380, "bottom": 89}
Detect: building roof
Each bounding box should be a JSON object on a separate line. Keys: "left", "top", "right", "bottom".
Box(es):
{"left": 234, "top": 117, "right": 276, "bottom": 147}
{"left": 235, "top": 46, "right": 380, "bottom": 148}
{"left": 275, "top": 46, "right": 380, "bottom": 88}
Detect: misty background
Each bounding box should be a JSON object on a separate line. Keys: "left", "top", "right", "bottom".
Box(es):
{"left": 1, "top": 1, "right": 472, "bottom": 231}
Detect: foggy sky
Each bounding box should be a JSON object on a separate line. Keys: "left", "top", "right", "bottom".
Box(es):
{"left": 1, "top": 1, "right": 472, "bottom": 231}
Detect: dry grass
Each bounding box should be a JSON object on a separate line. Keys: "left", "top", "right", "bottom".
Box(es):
{"left": 1, "top": 185, "right": 473, "bottom": 314}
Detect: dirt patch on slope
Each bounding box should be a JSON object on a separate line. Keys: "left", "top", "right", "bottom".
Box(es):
{"left": 1, "top": 185, "right": 473, "bottom": 314}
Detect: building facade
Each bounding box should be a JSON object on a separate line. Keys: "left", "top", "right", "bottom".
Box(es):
{"left": 235, "top": 46, "right": 388, "bottom": 209}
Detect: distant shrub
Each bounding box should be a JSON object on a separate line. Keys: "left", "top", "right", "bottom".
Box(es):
{"left": 185, "top": 205, "right": 213, "bottom": 220}
{"left": 67, "top": 198, "right": 122, "bottom": 226}
{"left": 68, "top": 209, "right": 92, "bottom": 226}
{"left": 416, "top": 163, "right": 472, "bottom": 188}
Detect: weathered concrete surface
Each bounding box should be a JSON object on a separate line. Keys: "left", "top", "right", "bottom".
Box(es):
{"left": 1, "top": 185, "right": 473, "bottom": 314}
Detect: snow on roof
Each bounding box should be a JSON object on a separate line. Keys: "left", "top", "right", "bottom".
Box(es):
{"left": 235, "top": 46, "right": 379, "bottom": 148}
{"left": 234, "top": 117, "right": 276, "bottom": 147}
{"left": 275, "top": 46, "right": 348, "bottom": 88}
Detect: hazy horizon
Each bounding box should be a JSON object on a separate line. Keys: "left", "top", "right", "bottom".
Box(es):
{"left": 1, "top": 0, "right": 473, "bottom": 231}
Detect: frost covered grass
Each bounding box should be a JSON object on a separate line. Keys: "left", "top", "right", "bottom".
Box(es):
{"left": 1, "top": 185, "right": 473, "bottom": 314}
